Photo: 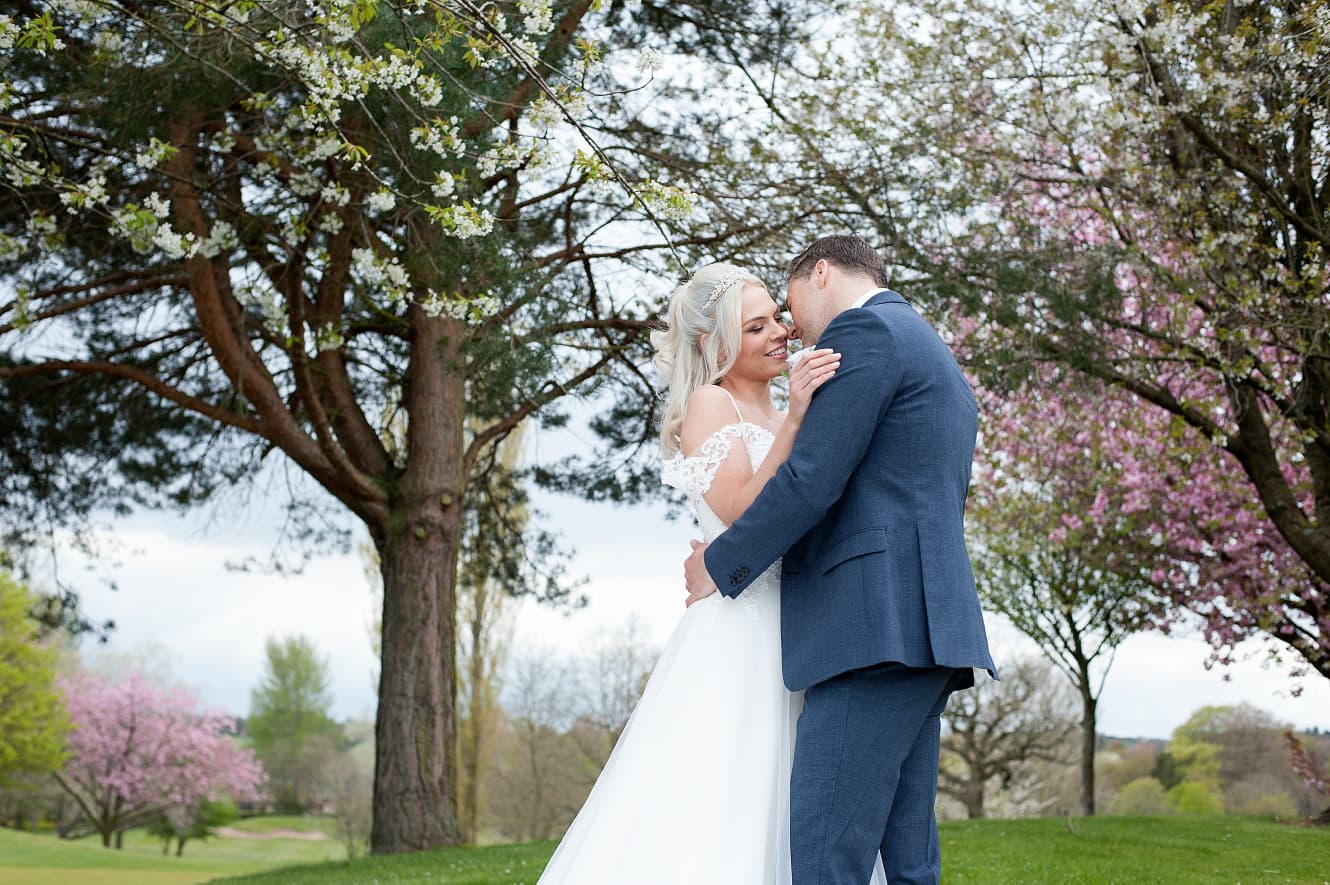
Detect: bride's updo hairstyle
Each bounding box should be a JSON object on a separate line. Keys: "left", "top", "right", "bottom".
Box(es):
{"left": 651, "top": 262, "right": 764, "bottom": 456}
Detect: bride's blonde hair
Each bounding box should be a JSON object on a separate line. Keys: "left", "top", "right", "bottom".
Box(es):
{"left": 651, "top": 262, "right": 765, "bottom": 456}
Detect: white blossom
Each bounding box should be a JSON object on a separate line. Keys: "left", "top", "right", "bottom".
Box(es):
{"left": 637, "top": 48, "right": 664, "bottom": 74}
{"left": 109, "top": 204, "right": 159, "bottom": 254}
{"left": 195, "top": 220, "right": 238, "bottom": 259}
{"left": 367, "top": 189, "right": 397, "bottom": 213}
{"left": 320, "top": 182, "right": 351, "bottom": 206}
{"left": 415, "top": 73, "right": 443, "bottom": 107}
{"left": 318, "top": 212, "right": 344, "bottom": 233}
{"left": 134, "top": 137, "right": 176, "bottom": 171}
{"left": 353, "top": 247, "right": 411, "bottom": 302}
{"left": 518, "top": 0, "right": 555, "bottom": 36}
{"left": 476, "top": 141, "right": 533, "bottom": 178}
{"left": 152, "top": 224, "right": 192, "bottom": 260}
{"left": 410, "top": 117, "right": 462, "bottom": 158}
{"left": 434, "top": 204, "right": 495, "bottom": 239}
{"left": 0, "top": 15, "right": 18, "bottom": 51}
{"left": 58, "top": 174, "right": 108, "bottom": 213}
{"left": 211, "top": 129, "right": 237, "bottom": 154}
{"left": 309, "top": 135, "right": 343, "bottom": 161}
{"left": 430, "top": 172, "right": 456, "bottom": 199}
{"left": 639, "top": 181, "right": 697, "bottom": 221}
{"left": 527, "top": 95, "right": 561, "bottom": 131}
{"left": 145, "top": 193, "right": 170, "bottom": 218}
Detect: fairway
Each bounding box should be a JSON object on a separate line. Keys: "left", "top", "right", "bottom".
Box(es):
{"left": 0, "top": 817, "right": 347, "bottom": 885}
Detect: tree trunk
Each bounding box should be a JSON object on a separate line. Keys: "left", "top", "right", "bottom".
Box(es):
{"left": 964, "top": 780, "right": 986, "bottom": 819}
{"left": 1078, "top": 683, "right": 1097, "bottom": 817}
{"left": 460, "top": 648, "right": 482, "bottom": 843}
{"left": 370, "top": 514, "right": 462, "bottom": 853}
{"left": 369, "top": 309, "right": 466, "bottom": 854}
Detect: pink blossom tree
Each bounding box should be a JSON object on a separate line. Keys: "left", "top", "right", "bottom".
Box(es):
{"left": 54, "top": 670, "right": 264, "bottom": 848}
{"left": 972, "top": 361, "right": 1328, "bottom": 681}
{"left": 969, "top": 375, "right": 1168, "bottom": 815}
{"left": 764, "top": 0, "right": 1330, "bottom": 684}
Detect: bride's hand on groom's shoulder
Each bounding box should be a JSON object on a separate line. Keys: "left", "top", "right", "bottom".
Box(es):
{"left": 787, "top": 348, "right": 840, "bottom": 422}
{"left": 684, "top": 539, "right": 718, "bottom": 607}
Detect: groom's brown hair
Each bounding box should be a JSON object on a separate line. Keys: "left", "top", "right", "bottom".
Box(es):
{"left": 787, "top": 234, "right": 888, "bottom": 288}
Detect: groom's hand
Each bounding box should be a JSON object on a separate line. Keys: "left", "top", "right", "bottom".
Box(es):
{"left": 684, "top": 539, "right": 719, "bottom": 607}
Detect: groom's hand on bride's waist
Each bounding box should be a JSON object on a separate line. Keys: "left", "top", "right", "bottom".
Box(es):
{"left": 684, "top": 539, "right": 719, "bottom": 607}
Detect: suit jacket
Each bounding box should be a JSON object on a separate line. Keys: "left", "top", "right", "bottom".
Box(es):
{"left": 704, "top": 290, "right": 996, "bottom": 691}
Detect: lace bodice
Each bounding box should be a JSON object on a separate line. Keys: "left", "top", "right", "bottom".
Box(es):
{"left": 661, "top": 420, "right": 783, "bottom": 618}
{"left": 661, "top": 421, "right": 776, "bottom": 541}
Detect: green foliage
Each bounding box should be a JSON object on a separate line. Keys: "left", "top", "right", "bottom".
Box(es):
{"left": 247, "top": 635, "right": 338, "bottom": 814}
{"left": 1109, "top": 778, "right": 1172, "bottom": 816}
{"left": 1166, "top": 738, "right": 1224, "bottom": 793}
{"left": 0, "top": 571, "right": 69, "bottom": 786}
{"left": 1167, "top": 781, "right": 1224, "bottom": 816}
{"left": 247, "top": 635, "right": 335, "bottom": 746}
{"left": 1231, "top": 791, "right": 1297, "bottom": 819}
{"left": 147, "top": 799, "right": 240, "bottom": 857}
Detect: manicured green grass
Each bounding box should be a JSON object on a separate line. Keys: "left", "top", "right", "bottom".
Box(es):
{"left": 940, "top": 816, "right": 1330, "bottom": 884}
{"left": 5, "top": 816, "right": 1327, "bottom": 884}
{"left": 0, "top": 816, "right": 346, "bottom": 885}
{"left": 209, "top": 840, "right": 558, "bottom": 885}
{"left": 210, "top": 816, "right": 1330, "bottom": 885}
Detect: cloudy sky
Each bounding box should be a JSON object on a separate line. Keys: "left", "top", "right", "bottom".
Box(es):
{"left": 55, "top": 424, "right": 1330, "bottom": 742}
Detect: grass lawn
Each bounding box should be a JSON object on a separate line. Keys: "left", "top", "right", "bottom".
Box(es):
{"left": 0, "top": 816, "right": 347, "bottom": 885}
{"left": 206, "top": 816, "right": 1330, "bottom": 885}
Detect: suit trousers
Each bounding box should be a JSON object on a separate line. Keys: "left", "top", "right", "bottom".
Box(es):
{"left": 790, "top": 663, "right": 969, "bottom": 885}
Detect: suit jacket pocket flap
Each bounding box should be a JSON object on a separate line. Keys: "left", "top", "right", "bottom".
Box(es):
{"left": 820, "top": 527, "right": 890, "bottom": 575}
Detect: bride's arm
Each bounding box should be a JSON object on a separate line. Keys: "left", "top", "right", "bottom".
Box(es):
{"left": 683, "top": 350, "right": 839, "bottom": 526}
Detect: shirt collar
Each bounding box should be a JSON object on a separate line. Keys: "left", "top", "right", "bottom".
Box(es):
{"left": 851, "top": 287, "right": 888, "bottom": 310}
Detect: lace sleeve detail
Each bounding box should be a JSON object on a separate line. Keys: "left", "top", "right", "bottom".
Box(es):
{"left": 660, "top": 423, "right": 763, "bottom": 498}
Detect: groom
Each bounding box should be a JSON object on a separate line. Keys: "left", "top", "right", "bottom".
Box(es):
{"left": 684, "top": 234, "right": 996, "bottom": 884}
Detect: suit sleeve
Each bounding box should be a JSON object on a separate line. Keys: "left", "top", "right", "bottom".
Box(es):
{"left": 705, "top": 308, "right": 901, "bottom": 597}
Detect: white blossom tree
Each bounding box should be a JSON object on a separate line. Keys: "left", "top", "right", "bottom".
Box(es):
{"left": 0, "top": 0, "right": 804, "bottom": 851}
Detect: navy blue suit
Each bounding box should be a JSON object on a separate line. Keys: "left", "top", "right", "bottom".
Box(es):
{"left": 704, "top": 290, "right": 995, "bottom": 884}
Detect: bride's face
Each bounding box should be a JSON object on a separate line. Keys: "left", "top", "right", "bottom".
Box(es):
{"left": 725, "top": 284, "right": 790, "bottom": 382}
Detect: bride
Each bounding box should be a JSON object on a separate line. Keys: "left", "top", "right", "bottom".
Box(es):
{"left": 537, "top": 264, "right": 887, "bottom": 884}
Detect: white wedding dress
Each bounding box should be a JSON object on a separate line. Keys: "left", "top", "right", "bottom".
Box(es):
{"left": 538, "top": 404, "right": 888, "bottom": 885}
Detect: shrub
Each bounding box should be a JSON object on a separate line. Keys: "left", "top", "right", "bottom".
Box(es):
{"left": 1108, "top": 778, "right": 1172, "bottom": 816}
{"left": 1167, "top": 781, "right": 1224, "bottom": 815}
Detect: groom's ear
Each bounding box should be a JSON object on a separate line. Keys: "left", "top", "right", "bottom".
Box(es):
{"left": 814, "top": 258, "right": 831, "bottom": 289}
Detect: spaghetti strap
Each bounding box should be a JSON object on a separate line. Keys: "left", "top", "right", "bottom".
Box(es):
{"left": 717, "top": 386, "right": 744, "bottom": 422}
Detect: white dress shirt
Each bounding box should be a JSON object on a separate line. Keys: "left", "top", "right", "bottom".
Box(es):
{"left": 851, "top": 287, "right": 889, "bottom": 310}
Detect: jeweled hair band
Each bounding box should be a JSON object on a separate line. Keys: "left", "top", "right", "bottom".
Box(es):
{"left": 701, "top": 268, "right": 748, "bottom": 311}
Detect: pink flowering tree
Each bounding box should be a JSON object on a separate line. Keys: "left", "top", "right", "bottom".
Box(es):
{"left": 54, "top": 670, "right": 264, "bottom": 848}
{"left": 763, "top": 2, "right": 1330, "bottom": 684}
{"left": 969, "top": 375, "right": 1168, "bottom": 816}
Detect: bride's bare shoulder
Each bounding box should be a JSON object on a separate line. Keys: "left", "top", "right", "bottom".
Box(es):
{"left": 679, "top": 386, "right": 743, "bottom": 456}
